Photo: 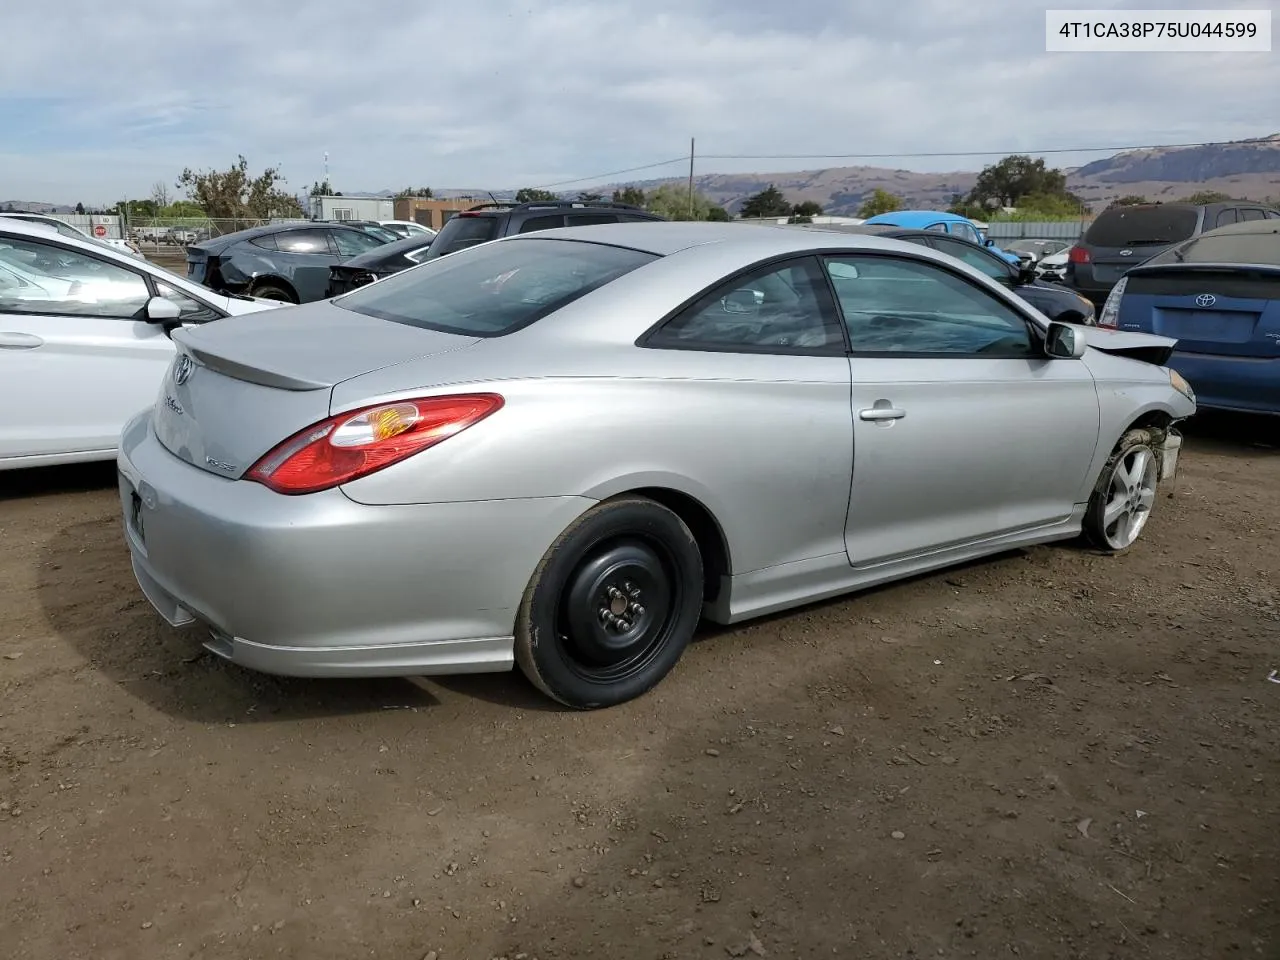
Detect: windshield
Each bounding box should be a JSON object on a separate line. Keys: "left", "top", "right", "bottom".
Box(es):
{"left": 1084, "top": 206, "right": 1199, "bottom": 247}
{"left": 423, "top": 215, "right": 501, "bottom": 258}
{"left": 336, "top": 237, "right": 658, "bottom": 336}
{"left": 1144, "top": 227, "right": 1280, "bottom": 267}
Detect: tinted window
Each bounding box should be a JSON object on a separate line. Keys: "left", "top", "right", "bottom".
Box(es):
{"left": 275, "top": 230, "right": 333, "bottom": 254}
{"left": 930, "top": 237, "right": 1012, "bottom": 281}
{"left": 649, "top": 258, "right": 844, "bottom": 353}
{"left": 428, "top": 216, "right": 500, "bottom": 256}
{"left": 824, "top": 255, "right": 1034, "bottom": 357}
{"left": 518, "top": 215, "right": 567, "bottom": 234}
{"left": 0, "top": 236, "right": 149, "bottom": 318}
{"left": 332, "top": 229, "right": 386, "bottom": 256}
{"left": 155, "top": 280, "right": 221, "bottom": 323}
{"left": 337, "top": 238, "right": 657, "bottom": 336}
{"left": 1144, "top": 228, "right": 1280, "bottom": 267}
{"left": 565, "top": 213, "right": 620, "bottom": 226}
{"left": 1239, "top": 208, "right": 1266, "bottom": 222}
{"left": 1084, "top": 206, "right": 1199, "bottom": 247}
{"left": 249, "top": 234, "right": 278, "bottom": 251}
{"left": 1215, "top": 209, "right": 1238, "bottom": 228}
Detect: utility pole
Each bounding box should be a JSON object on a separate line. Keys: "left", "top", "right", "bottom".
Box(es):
{"left": 687, "top": 138, "right": 695, "bottom": 219}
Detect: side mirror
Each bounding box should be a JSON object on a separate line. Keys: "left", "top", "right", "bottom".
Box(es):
{"left": 1016, "top": 264, "right": 1039, "bottom": 285}
{"left": 145, "top": 296, "right": 182, "bottom": 322}
{"left": 1044, "top": 320, "right": 1087, "bottom": 359}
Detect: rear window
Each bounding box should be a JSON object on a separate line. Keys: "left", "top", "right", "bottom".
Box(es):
{"left": 426, "top": 215, "right": 501, "bottom": 257}
{"left": 335, "top": 237, "right": 658, "bottom": 337}
{"left": 1144, "top": 227, "right": 1280, "bottom": 267}
{"left": 1084, "top": 206, "right": 1199, "bottom": 247}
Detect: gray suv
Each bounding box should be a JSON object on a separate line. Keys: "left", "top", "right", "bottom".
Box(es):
{"left": 1067, "top": 200, "right": 1280, "bottom": 304}
{"left": 420, "top": 200, "right": 666, "bottom": 260}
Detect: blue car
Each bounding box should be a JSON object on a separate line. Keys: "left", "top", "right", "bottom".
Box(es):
{"left": 861, "top": 210, "right": 1021, "bottom": 264}
{"left": 1099, "top": 219, "right": 1280, "bottom": 416}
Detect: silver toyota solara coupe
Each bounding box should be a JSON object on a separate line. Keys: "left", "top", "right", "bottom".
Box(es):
{"left": 117, "top": 222, "right": 1196, "bottom": 709}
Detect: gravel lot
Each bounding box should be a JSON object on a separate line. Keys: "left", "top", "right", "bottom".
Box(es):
{"left": 1, "top": 415, "right": 1277, "bottom": 960}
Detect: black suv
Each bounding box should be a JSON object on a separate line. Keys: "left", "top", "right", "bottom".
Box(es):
{"left": 420, "top": 200, "right": 666, "bottom": 260}
{"left": 1067, "top": 200, "right": 1280, "bottom": 304}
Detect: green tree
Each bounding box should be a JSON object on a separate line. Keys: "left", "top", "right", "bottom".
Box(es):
{"left": 515, "top": 187, "right": 559, "bottom": 203}
{"left": 176, "top": 155, "right": 303, "bottom": 220}
{"left": 967, "top": 155, "right": 1068, "bottom": 209}
{"left": 576, "top": 191, "right": 603, "bottom": 202}
{"left": 74, "top": 202, "right": 86, "bottom": 215}
{"left": 739, "top": 185, "right": 792, "bottom": 219}
{"left": 311, "top": 179, "right": 343, "bottom": 197}
{"left": 706, "top": 205, "right": 730, "bottom": 221}
{"left": 788, "top": 199, "right": 823, "bottom": 223}
{"left": 612, "top": 186, "right": 646, "bottom": 206}
{"left": 1108, "top": 194, "right": 1149, "bottom": 208}
{"left": 947, "top": 193, "right": 987, "bottom": 220}
{"left": 857, "top": 188, "right": 904, "bottom": 219}
{"left": 1181, "top": 190, "right": 1232, "bottom": 204}
{"left": 394, "top": 186, "right": 433, "bottom": 198}
{"left": 644, "top": 183, "right": 719, "bottom": 220}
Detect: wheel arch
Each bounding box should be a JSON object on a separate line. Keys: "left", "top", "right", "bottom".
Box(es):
{"left": 248, "top": 275, "right": 299, "bottom": 302}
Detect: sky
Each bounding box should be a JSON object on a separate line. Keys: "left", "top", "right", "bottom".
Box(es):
{"left": 1, "top": 0, "right": 1277, "bottom": 205}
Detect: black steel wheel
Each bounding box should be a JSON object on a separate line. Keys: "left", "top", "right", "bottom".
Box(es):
{"left": 514, "top": 497, "right": 704, "bottom": 709}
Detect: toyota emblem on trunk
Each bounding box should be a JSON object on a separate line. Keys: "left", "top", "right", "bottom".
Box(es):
{"left": 173, "top": 355, "right": 194, "bottom": 385}
{"left": 1195, "top": 293, "right": 1216, "bottom": 307}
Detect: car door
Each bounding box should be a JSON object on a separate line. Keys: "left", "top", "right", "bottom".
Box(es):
{"left": 274, "top": 228, "right": 343, "bottom": 301}
{"left": 641, "top": 256, "right": 854, "bottom": 576}
{"left": 821, "top": 252, "right": 1100, "bottom": 568}
{"left": 0, "top": 232, "right": 176, "bottom": 460}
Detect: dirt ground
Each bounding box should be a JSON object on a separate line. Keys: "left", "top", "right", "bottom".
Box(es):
{"left": 1, "top": 415, "right": 1277, "bottom": 960}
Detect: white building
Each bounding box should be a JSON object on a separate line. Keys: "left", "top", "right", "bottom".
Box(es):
{"left": 308, "top": 195, "right": 395, "bottom": 221}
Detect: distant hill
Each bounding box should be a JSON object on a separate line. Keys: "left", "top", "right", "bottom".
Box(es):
{"left": 593, "top": 134, "right": 1280, "bottom": 216}
{"left": 0, "top": 201, "right": 77, "bottom": 214}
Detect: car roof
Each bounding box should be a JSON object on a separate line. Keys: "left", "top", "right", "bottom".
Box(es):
{"left": 0, "top": 216, "right": 148, "bottom": 260}
{"left": 863, "top": 210, "right": 972, "bottom": 227}
{"left": 491, "top": 220, "right": 970, "bottom": 259}
{"left": 1197, "top": 219, "right": 1280, "bottom": 238}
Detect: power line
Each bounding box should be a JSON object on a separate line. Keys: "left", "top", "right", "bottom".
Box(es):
{"left": 527, "top": 137, "right": 1248, "bottom": 190}
{"left": 697, "top": 139, "right": 1226, "bottom": 160}
{"left": 532, "top": 156, "right": 687, "bottom": 190}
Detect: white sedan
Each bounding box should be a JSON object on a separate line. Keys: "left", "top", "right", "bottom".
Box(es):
{"left": 0, "top": 219, "right": 282, "bottom": 471}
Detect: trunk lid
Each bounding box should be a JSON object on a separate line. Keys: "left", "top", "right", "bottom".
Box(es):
{"left": 1117, "top": 265, "right": 1280, "bottom": 358}
{"left": 152, "top": 300, "right": 481, "bottom": 478}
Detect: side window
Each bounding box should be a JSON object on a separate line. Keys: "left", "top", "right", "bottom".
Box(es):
{"left": 1269, "top": 210, "right": 1280, "bottom": 220}
{"left": 517, "top": 215, "right": 566, "bottom": 234}
{"left": 565, "top": 213, "right": 619, "bottom": 226}
{"left": 1214, "top": 209, "right": 1238, "bottom": 228}
{"left": 949, "top": 221, "right": 980, "bottom": 243}
{"left": 823, "top": 254, "right": 1035, "bottom": 358}
{"left": 924, "top": 222, "right": 949, "bottom": 234}
{"left": 1238, "top": 208, "right": 1265, "bottom": 222}
{"left": 154, "top": 281, "right": 221, "bottom": 324}
{"left": 275, "top": 229, "right": 333, "bottom": 254}
{"left": 332, "top": 229, "right": 385, "bottom": 256}
{"left": 930, "top": 237, "right": 1012, "bottom": 281}
{"left": 647, "top": 257, "right": 844, "bottom": 353}
{"left": 249, "top": 234, "right": 278, "bottom": 251}
{"left": 0, "top": 236, "right": 149, "bottom": 318}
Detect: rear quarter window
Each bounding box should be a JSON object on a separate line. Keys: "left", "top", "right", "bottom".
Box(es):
{"left": 1084, "top": 207, "right": 1199, "bottom": 247}
{"left": 335, "top": 237, "right": 658, "bottom": 337}
{"left": 430, "top": 216, "right": 500, "bottom": 255}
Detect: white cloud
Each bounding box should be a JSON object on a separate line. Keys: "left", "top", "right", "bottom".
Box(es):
{"left": 1, "top": 0, "right": 1276, "bottom": 203}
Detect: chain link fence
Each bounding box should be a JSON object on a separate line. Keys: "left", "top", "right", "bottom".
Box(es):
{"left": 124, "top": 217, "right": 308, "bottom": 256}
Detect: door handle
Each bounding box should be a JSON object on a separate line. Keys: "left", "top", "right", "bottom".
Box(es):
{"left": 0, "top": 332, "right": 43, "bottom": 349}
{"left": 858, "top": 405, "right": 906, "bottom": 422}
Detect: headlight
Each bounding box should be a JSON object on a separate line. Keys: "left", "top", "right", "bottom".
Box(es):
{"left": 1168, "top": 369, "right": 1195, "bottom": 402}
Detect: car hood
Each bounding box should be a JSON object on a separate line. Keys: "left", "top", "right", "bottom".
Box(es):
{"left": 1081, "top": 326, "right": 1176, "bottom": 365}
{"left": 220, "top": 293, "right": 287, "bottom": 316}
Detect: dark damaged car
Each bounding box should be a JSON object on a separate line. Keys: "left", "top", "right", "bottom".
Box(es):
{"left": 185, "top": 223, "right": 393, "bottom": 304}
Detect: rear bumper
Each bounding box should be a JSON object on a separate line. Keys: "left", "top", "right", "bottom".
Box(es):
{"left": 117, "top": 411, "right": 594, "bottom": 678}
{"left": 1169, "top": 352, "right": 1280, "bottom": 417}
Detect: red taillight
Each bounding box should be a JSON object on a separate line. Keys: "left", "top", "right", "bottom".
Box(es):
{"left": 246, "top": 394, "right": 504, "bottom": 495}
{"left": 1067, "top": 245, "right": 1090, "bottom": 264}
